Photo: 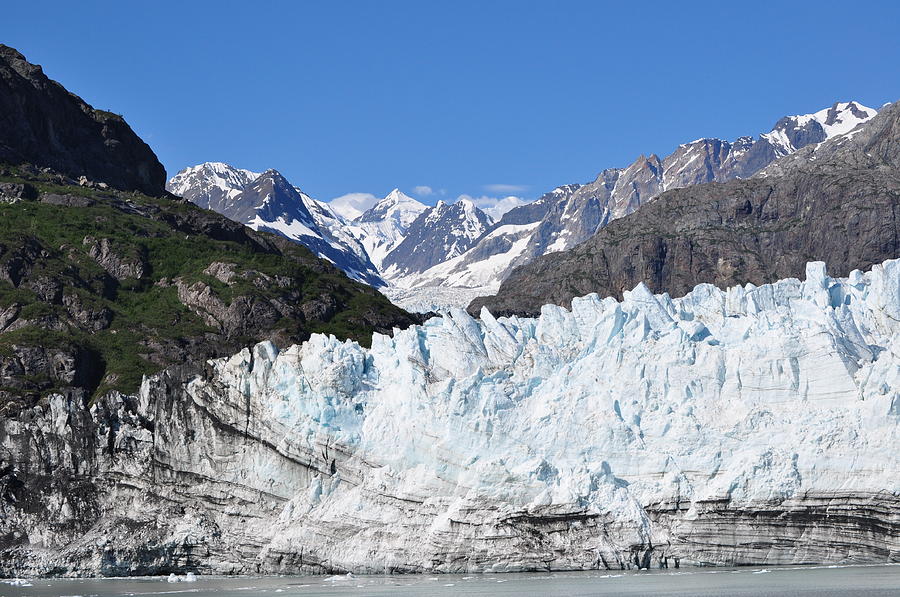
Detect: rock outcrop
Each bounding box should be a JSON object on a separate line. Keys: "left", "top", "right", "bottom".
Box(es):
{"left": 1, "top": 259, "right": 898, "bottom": 575}
{"left": 471, "top": 100, "right": 899, "bottom": 317}
{"left": 0, "top": 45, "right": 167, "bottom": 196}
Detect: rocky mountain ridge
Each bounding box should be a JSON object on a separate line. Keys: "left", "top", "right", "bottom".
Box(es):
{"left": 0, "top": 45, "right": 418, "bottom": 414}
{"left": 167, "top": 167, "right": 496, "bottom": 290}
{"left": 167, "top": 101, "right": 876, "bottom": 313}
{"left": 471, "top": 100, "right": 899, "bottom": 316}
{"left": 380, "top": 198, "right": 492, "bottom": 279}
{"left": 0, "top": 45, "right": 167, "bottom": 196}
{"left": 410, "top": 101, "right": 878, "bottom": 299}
{"left": 344, "top": 188, "right": 428, "bottom": 270}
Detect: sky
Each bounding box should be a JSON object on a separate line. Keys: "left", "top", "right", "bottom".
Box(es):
{"left": 3, "top": 1, "right": 899, "bottom": 213}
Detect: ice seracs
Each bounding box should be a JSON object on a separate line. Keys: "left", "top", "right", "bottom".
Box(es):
{"left": 6, "top": 258, "right": 898, "bottom": 575}
{"left": 173, "top": 257, "right": 900, "bottom": 572}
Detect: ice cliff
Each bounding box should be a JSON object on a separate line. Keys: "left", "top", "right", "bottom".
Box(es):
{"left": 2, "top": 261, "right": 899, "bottom": 575}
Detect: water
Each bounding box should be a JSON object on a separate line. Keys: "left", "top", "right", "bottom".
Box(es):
{"left": 2, "top": 564, "right": 899, "bottom": 597}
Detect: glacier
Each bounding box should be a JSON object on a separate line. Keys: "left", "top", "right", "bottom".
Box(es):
{"left": 3, "top": 260, "right": 899, "bottom": 575}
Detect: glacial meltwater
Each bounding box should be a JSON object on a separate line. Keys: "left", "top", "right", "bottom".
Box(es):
{"left": 2, "top": 564, "right": 899, "bottom": 597}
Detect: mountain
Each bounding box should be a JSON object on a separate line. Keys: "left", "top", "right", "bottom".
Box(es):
{"left": 0, "top": 44, "right": 417, "bottom": 440}
{"left": 345, "top": 188, "right": 428, "bottom": 270}
{"left": 165, "top": 161, "right": 259, "bottom": 212}
{"left": 401, "top": 184, "right": 580, "bottom": 291}
{"left": 407, "top": 102, "right": 877, "bottom": 299}
{"left": 471, "top": 100, "right": 899, "bottom": 316}
{"left": 381, "top": 198, "right": 492, "bottom": 280}
{"left": 167, "top": 164, "right": 383, "bottom": 286}
{"left": 0, "top": 45, "right": 166, "bottom": 196}
{"left": 8, "top": 258, "right": 899, "bottom": 574}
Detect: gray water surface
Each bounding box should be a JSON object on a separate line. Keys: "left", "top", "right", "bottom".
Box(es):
{"left": 2, "top": 564, "right": 899, "bottom": 597}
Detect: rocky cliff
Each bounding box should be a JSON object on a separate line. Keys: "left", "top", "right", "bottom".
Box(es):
{"left": 1, "top": 259, "right": 897, "bottom": 575}
{"left": 0, "top": 46, "right": 166, "bottom": 196}
{"left": 471, "top": 100, "right": 899, "bottom": 317}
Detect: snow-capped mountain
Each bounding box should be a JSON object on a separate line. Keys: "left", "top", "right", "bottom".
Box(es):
{"left": 381, "top": 198, "right": 492, "bottom": 280}
{"left": 344, "top": 189, "right": 428, "bottom": 271}
{"left": 166, "top": 164, "right": 383, "bottom": 286}
{"left": 399, "top": 101, "right": 878, "bottom": 301}
{"left": 166, "top": 161, "right": 260, "bottom": 212}
{"left": 762, "top": 101, "right": 877, "bottom": 155}
{"left": 166, "top": 101, "right": 877, "bottom": 311}
{"left": 393, "top": 185, "right": 578, "bottom": 293}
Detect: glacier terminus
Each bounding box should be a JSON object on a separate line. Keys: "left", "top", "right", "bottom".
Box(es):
{"left": 5, "top": 259, "right": 898, "bottom": 575}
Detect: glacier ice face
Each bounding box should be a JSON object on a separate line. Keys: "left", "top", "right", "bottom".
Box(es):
{"left": 3, "top": 260, "right": 899, "bottom": 575}
{"left": 177, "top": 259, "right": 900, "bottom": 571}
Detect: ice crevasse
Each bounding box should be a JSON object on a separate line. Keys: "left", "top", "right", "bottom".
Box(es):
{"left": 173, "top": 259, "right": 900, "bottom": 571}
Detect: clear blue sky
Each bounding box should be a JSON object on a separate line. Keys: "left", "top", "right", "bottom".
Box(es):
{"left": 3, "top": 1, "right": 898, "bottom": 204}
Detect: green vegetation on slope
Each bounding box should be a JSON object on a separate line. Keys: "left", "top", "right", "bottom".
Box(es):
{"left": 0, "top": 167, "right": 417, "bottom": 403}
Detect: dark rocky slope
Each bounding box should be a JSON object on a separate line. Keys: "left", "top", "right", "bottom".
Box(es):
{"left": 0, "top": 46, "right": 417, "bottom": 421}
{"left": 0, "top": 167, "right": 418, "bottom": 406}
{"left": 0, "top": 45, "right": 166, "bottom": 196}
{"left": 471, "top": 101, "right": 900, "bottom": 316}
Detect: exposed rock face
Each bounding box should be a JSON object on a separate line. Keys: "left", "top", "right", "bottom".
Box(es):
{"left": 0, "top": 182, "right": 37, "bottom": 204}
{"left": 1, "top": 260, "right": 898, "bottom": 575}
{"left": 411, "top": 102, "right": 877, "bottom": 295}
{"left": 0, "top": 45, "right": 166, "bottom": 196}
{"left": 382, "top": 199, "right": 491, "bottom": 279}
{"left": 471, "top": 101, "right": 899, "bottom": 317}
{"left": 82, "top": 236, "right": 147, "bottom": 280}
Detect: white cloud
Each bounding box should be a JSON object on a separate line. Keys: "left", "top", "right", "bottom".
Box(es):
{"left": 484, "top": 183, "right": 529, "bottom": 193}
{"left": 456, "top": 194, "right": 531, "bottom": 222}
{"left": 413, "top": 185, "right": 434, "bottom": 196}
{"left": 328, "top": 192, "right": 379, "bottom": 220}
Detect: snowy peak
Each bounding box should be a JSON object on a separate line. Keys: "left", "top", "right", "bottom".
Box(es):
{"left": 236, "top": 169, "right": 318, "bottom": 230}
{"left": 400, "top": 99, "right": 883, "bottom": 304}
{"left": 166, "top": 161, "right": 260, "bottom": 212}
{"left": 813, "top": 100, "right": 877, "bottom": 138}
{"left": 422, "top": 199, "right": 490, "bottom": 238}
{"left": 357, "top": 188, "right": 427, "bottom": 228}
{"left": 341, "top": 188, "right": 429, "bottom": 273}
{"left": 166, "top": 163, "right": 383, "bottom": 286}
{"left": 763, "top": 101, "right": 877, "bottom": 155}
